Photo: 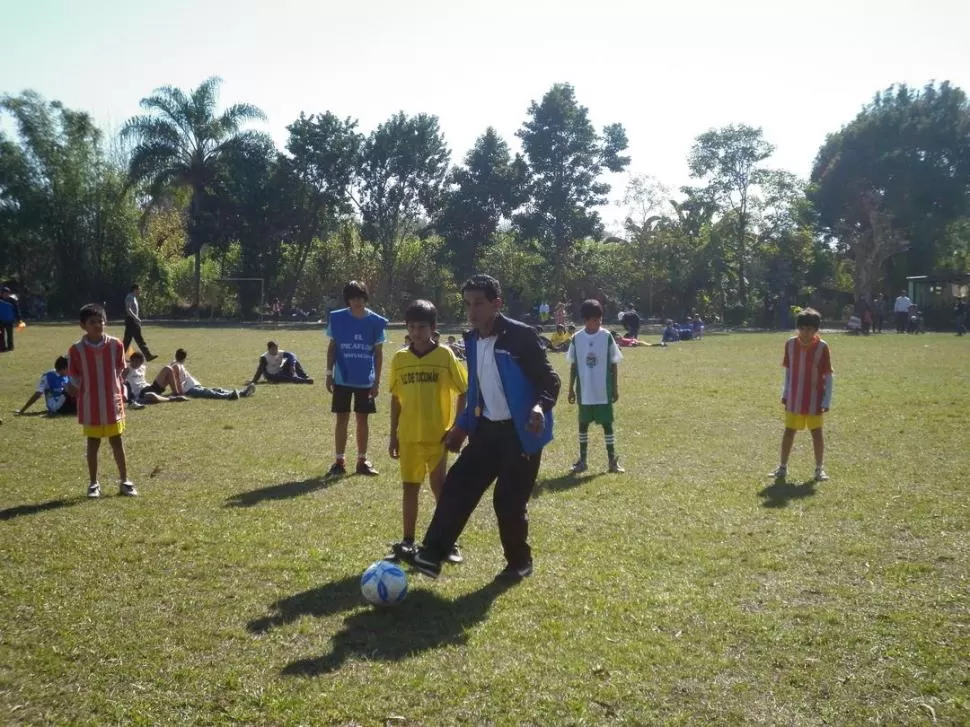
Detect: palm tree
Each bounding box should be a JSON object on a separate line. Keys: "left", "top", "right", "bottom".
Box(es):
{"left": 121, "top": 77, "right": 266, "bottom": 309}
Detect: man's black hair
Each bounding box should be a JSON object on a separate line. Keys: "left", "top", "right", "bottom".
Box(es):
{"left": 343, "top": 280, "right": 369, "bottom": 304}
{"left": 405, "top": 299, "right": 437, "bottom": 326}
{"left": 796, "top": 308, "right": 822, "bottom": 330}
{"left": 175, "top": 348, "right": 188, "bottom": 361}
{"left": 267, "top": 340, "right": 278, "bottom": 349}
{"left": 461, "top": 274, "right": 501, "bottom": 301}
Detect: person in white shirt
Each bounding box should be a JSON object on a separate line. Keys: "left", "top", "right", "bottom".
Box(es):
{"left": 251, "top": 341, "right": 313, "bottom": 384}
{"left": 123, "top": 284, "right": 157, "bottom": 361}
{"left": 124, "top": 352, "right": 187, "bottom": 404}
{"left": 894, "top": 290, "right": 913, "bottom": 334}
{"left": 172, "top": 348, "right": 255, "bottom": 400}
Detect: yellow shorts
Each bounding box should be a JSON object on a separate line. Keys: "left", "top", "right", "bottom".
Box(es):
{"left": 83, "top": 421, "right": 126, "bottom": 439}
{"left": 784, "top": 412, "right": 824, "bottom": 431}
{"left": 399, "top": 442, "right": 445, "bottom": 484}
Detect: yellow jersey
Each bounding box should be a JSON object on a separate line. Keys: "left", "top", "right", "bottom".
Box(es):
{"left": 549, "top": 332, "right": 571, "bottom": 348}
{"left": 390, "top": 344, "right": 468, "bottom": 444}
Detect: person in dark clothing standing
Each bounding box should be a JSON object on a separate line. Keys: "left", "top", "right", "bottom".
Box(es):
{"left": 408, "top": 274, "right": 561, "bottom": 581}
{"left": 123, "top": 284, "right": 157, "bottom": 361}
{"left": 0, "top": 287, "right": 22, "bottom": 352}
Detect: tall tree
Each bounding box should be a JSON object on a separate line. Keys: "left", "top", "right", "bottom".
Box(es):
{"left": 353, "top": 112, "right": 450, "bottom": 299}
{"left": 515, "top": 83, "right": 630, "bottom": 291}
{"left": 436, "top": 127, "right": 525, "bottom": 281}
{"left": 121, "top": 76, "right": 266, "bottom": 308}
{"left": 279, "top": 112, "right": 362, "bottom": 303}
{"left": 810, "top": 81, "right": 970, "bottom": 289}
{"left": 687, "top": 124, "right": 775, "bottom": 307}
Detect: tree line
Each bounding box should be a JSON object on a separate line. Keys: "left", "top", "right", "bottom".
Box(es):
{"left": 1, "top": 78, "right": 968, "bottom": 326}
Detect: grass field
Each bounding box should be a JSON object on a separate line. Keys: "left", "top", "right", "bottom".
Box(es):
{"left": 1, "top": 322, "right": 968, "bottom": 726}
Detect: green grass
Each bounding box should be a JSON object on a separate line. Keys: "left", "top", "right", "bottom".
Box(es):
{"left": 1, "top": 323, "right": 968, "bottom": 726}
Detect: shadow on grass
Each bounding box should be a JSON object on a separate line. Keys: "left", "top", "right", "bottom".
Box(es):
{"left": 757, "top": 478, "right": 817, "bottom": 509}
{"left": 532, "top": 472, "right": 597, "bottom": 498}
{"left": 0, "top": 497, "right": 83, "bottom": 521}
{"left": 225, "top": 476, "right": 337, "bottom": 508}
{"left": 248, "top": 575, "right": 361, "bottom": 633}
{"left": 281, "top": 577, "right": 516, "bottom": 676}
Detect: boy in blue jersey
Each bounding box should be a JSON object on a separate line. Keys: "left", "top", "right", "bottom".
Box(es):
{"left": 16, "top": 356, "right": 77, "bottom": 415}
{"left": 325, "top": 280, "right": 388, "bottom": 477}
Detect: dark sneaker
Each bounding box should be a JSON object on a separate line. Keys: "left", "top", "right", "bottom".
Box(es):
{"left": 412, "top": 549, "right": 442, "bottom": 579}
{"left": 608, "top": 457, "right": 625, "bottom": 474}
{"left": 241, "top": 383, "right": 256, "bottom": 397}
{"left": 326, "top": 461, "right": 346, "bottom": 477}
{"left": 356, "top": 459, "right": 379, "bottom": 476}
{"left": 87, "top": 482, "right": 101, "bottom": 498}
{"left": 229, "top": 390, "right": 240, "bottom": 400}
{"left": 446, "top": 543, "right": 464, "bottom": 564}
{"left": 145, "top": 354, "right": 159, "bottom": 362}
{"left": 497, "top": 560, "right": 533, "bottom": 581}
{"left": 769, "top": 465, "right": 787, "bottom": 480}
{"left": 119, "top": 481, "right": 138, "bottom": 497}
{"left": 384, "top": 540, "right": 417, "bottom": 562}
{"left": 570, "top": 460, "right": 588, "bottom": 474}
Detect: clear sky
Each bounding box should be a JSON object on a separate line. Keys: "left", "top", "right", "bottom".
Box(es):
{"left": 2, "top": 0, "right": 967, "bottom": 231}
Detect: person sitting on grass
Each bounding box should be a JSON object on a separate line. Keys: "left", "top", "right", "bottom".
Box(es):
{"left": 611, "top": 330, "right": 662, "bottom": 348}
{"left": 547, "top": 324, "right": 571, "bottom": 352}
{"left": 691, "top": 314, "right": 705, "bottom": 339}
{"left": 171, "top": 348, "right": 255, "bottom": 400}
{"left": 251, "top": 341, "right": 313, "bottom": 384}
{"left": 15, "top": 355, "right": 77, "bottom": 416}
{"left": 661, "top": 319, "right": 680, "bottom": 343}
{"left": 124, "top": 352, "right": 188, "bottom": 405}
{"left": 446, "top": 335, "right": 465, "bottom": 360}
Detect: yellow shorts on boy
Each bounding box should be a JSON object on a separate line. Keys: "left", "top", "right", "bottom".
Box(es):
{"left": 83, "top": 421, "right": 126, "bottom": 439}
{"left": 398, "top": 442, "right": 445, "bottom": 484}
{"left": 784, "top": 412, "right": 824, "bottom": 431}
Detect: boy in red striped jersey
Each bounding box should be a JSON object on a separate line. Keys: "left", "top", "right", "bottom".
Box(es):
{"left": 67, "top": 304, "right": 137, "bottom": 498}
{"left": 771, "top": 308, "right": 833, "bottom": 483}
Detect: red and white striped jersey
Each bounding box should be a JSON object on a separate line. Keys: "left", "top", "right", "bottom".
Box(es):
{"left": 782, "top": 336, "right": 833, "bottom": 415}
{"left": 68, "top": 335, "right": 126, "bottom": 427}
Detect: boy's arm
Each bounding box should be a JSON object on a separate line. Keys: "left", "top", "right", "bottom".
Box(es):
{"left": 371, "top": 345, "right": 383, "bottom": 396}
{"left": 821, "top": 373, "right": 833, "bottom": 411}
{"left": 568, "top": 362, "right": 577, "bottom": 403}
{"left": 389, "top": 394, "right": 401, "bottom": 454}
{"left": 611, "top": 363, "right": 619, "bottom": 402}
{"left": 251, "top": 357, "right": 266, "bottom": 384}
{"left": 17, "top": 391, "right": 42, "bottom": 414}
{"left": 454, "top": 393, "right": 467, "bottom": 426}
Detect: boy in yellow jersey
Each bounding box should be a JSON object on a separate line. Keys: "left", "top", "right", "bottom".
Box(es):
{"left": 386, "top": 300, "right": 468, "bottom": 563}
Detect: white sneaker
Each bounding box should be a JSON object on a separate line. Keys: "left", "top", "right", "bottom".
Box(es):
{"left": 814, "top": 468, "right": 830, "bottom": 482}
{"left": 120, "top": 481, "right": 139, "bottom": 496}
{"left": 87, "top": 482, "right": 101, "bottom": 498}
{"left": 769, "top": 465, "right": 787, "bottom": 479}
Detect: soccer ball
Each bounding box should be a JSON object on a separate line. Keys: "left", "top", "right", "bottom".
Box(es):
{"left": 360, "top": 560, "right": 408, "bottom": 606}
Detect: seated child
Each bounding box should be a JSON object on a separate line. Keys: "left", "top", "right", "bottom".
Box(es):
{"left": 250, "top": 341, "right": 313, "bottom": 384}
{"left": 446, "top": 335, "right": 466, "bottom": 361}
{"left": 16, "top": 355, "right": 77, "bottom": 415}
{"left": 548, "top": 324, "right": 571, "bottom": 352}
{"left": 172, "top": 348, "right": 255, "bottom": 400}
{"left": 691, "top": 314, "right": 705, "bottom": 339}
{"left": 661, "top": 320, "right": 680, "bottom": 343}
{"left": 611, "top": 330, "right": 662, "bottom": 348}
{"left": 124, "top": 352, "right": 189, "bottom": 404}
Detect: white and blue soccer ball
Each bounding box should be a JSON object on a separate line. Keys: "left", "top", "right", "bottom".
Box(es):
{"left": 360, "top": 560, "right": 408, "bottom": 606}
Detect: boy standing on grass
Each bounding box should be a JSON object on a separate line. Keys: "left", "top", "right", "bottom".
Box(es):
{"left": 68, "top": 304, "right": 137, "bottom": 498}
{"left": 385, "top": 300, "right": 468, "bottom": 563}
{"left": 770, "top": 307, "right": 833, "bottom": 482}
{"left": 325, "top": 281, "right": 388, "bottom": 477}
{"left": 567, "top": 299, "right": 624, "bottom": 474}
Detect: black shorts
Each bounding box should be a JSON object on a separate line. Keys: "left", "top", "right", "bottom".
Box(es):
{"left": 331, "top": 384, "right": 376, "bottom": 414}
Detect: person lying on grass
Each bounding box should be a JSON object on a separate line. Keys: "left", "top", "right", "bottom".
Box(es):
{"left": 123, "top": 352, "right": 188, "bottom": 405}
{"left": 171, "top": 348, "right": 255, "bottom": 400}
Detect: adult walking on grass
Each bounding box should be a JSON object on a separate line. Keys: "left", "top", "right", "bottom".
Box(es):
{"left": 407, "top": 274, "right": 560, "bottom": 582}
{"left": 123, "top": 284, "right": 157, "bottom": 361}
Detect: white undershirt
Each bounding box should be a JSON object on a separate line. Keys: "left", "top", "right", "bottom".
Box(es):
{"left": 476, "top": 336, "right": 511, "bottom": 421}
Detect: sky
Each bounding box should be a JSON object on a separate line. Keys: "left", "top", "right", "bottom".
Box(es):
{"left": 2, "top": 0, "right": 968, "bottom": 233}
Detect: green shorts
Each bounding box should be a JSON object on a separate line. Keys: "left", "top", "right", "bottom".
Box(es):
{"left": 578, "top": 403, "right": 613, "bottom": 426}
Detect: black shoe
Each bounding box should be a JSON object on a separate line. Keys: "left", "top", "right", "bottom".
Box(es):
{"left": 412, "top": 549, "right": 442, "bottom": 579}
{"left": 326, "top": 461, "right": 346, "bottom": 477}
{"left": 446, "top": 543, "right": 463, "bottom": 564}
{"left": 356, "top": 459, "right": 379, "bottom": 476}
{"left": 145, "top": 354, "right": 158, "bottom": 362}
{"left": 497, "top": 560, "right": 533, "bottom": 581}
{"left": 384, "top": 540, "right": 416, "bottom": 562}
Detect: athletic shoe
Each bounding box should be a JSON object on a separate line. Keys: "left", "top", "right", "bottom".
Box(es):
{"left": 384, "top": 540, "right": 417, "bottom": 562}
{"left": 447, "top": 543, "right": 464, "bottom": 564}
{"left": 241, "top": 383, "right": 256, "bottom": 397}
{"left": 87, "top": 482, "right": 101, "bottom": 498}
{"left": 128, "top": 400, "right": 145, "bottom": 410}
{"left": 814, "top": 468, "right": 830, "bottom": 482}
{"left": 570, "top": 460, "right": 588, "bottom": 474}
{"left": 119, "top": 481, "right": 138, "bottom": 497}
{"left": 769, "top": 465, "right": 787, "bottom": 479}
{"left": 356, "top": 459, "right": 379, "bottom": 476}
{"left": 497, "top": 560, "right": 533, "bottom": 581}
{"left": 326, "top": 461, "right": 346, "bottom": 477}
{"left": 608, "top": 457, "right": 625, "bottom": 473}
{"left": 145, "top": 354, "right": 159, "bottom": 362}
{"left": 412, "top": 549, "right": 442, "bottom": 579}
{"left": 229, "top": 390, "right": 240, "bottom": 400}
